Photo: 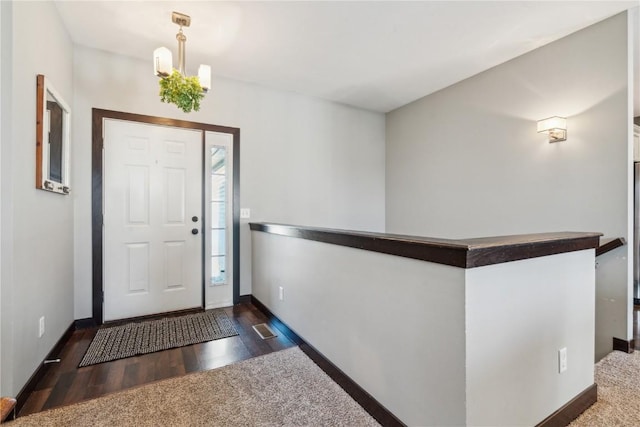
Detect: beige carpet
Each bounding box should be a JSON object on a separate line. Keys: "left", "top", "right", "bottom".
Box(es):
{"left": 9, "top": 347, "right": 379, "bottom": 427}
{"left": 571, "top": 350, "right": 640, "bottom": 426}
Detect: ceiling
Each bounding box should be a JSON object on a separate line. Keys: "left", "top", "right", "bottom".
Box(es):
{"left": 54, "top": 1, "right": 639, "bottom": 114}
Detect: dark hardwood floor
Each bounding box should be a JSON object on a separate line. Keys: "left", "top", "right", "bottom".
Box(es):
{"left": 18, "top": 302, "right": 295, "bottom": 417}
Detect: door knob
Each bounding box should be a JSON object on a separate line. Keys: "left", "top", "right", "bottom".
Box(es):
{"left": 191, "top": 228, "right": 199, "bottom": 235}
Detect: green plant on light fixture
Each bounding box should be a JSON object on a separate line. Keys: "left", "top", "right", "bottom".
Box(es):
{"left": 154, "top": 12, "right": 211, "bottom": 114}
{"left": 158, "top": 70, "right": 205, "bottom": 113}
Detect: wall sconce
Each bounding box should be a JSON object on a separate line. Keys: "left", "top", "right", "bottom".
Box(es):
{"left": 537, "top": 116, "right": 567, "bottom": 142}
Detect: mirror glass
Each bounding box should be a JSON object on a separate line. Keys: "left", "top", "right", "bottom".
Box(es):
{"left": 36, "top": 75, "right": 70, "bottom": 194}
{"left": 47, "top": 91, "right": 64, "bottom": 183}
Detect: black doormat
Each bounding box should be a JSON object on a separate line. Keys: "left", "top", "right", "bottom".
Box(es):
{"left": 79, "top": 309, "right": 238, "bottom": 367}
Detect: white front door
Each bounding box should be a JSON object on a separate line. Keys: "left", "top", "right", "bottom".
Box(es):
{"left": 103, "top": 119, "right": 203, "bottom": 321}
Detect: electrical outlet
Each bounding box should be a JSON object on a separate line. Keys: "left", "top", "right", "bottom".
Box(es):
{"left": 279, "top": 286, "right": 284, "bottom": 301}
{"left": 39, "top": 316, "right": 45, "bottom": 338}
{"left": 240, "top": 208, "right": 251, "bottom": 219}
{"left": 559, "top": 347, "right": 567, "bottom": 373}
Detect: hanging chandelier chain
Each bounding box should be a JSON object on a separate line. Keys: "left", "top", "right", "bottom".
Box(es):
{"left": 176, "top": 27, "right": 186, "bottom": 42}
{"left": 176, "top": 26, "right": 187, "bottom": 76}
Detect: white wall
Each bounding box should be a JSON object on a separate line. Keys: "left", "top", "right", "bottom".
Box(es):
{"left": 0, "top": 1, "right": 74, "bottom": 396}
{"left": 251, "top": 230, "right": 596, "bottom": 425}
{"left": 386, "top": 13, "right": 631, "bottom": 360}
{"left": 465, "top": 250, "right": 595, "bottom": 426}
{"left": 72, "top": 46, "right": 386, "bottom": 319}
{"left": 251, "top": 231, "right": 467, "bottom": 426}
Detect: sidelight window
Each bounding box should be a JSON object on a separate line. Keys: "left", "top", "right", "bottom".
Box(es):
{"left": 209, "top": 147, "right": 227, "bottom": 285}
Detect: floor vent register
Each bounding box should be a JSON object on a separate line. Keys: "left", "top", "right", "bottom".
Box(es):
{"left": 252, "top": 323, "right": 277, "bottom": 340}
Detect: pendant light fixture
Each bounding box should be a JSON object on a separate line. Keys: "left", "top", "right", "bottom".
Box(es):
{"left": 153, "top": 12, "right": 211, "bottom": 113}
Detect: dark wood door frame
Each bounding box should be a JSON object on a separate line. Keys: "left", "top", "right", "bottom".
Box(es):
{"left": 92, "top": 108, "right": 241, "bottom": 325}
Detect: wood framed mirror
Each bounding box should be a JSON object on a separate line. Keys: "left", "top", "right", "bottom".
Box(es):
{"left": 36, "top": 74, "right": 71, "bottom": 194}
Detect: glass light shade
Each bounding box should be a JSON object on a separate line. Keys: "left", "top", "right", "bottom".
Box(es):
{"left": 537, "top": 116, "right": 567, "bottom": 142}
{"left": 153, "top": 47, "right": 172, "bottom": 77}
{"left": 198, "top": 64, "right": 211, "bottom": 92}
{"left": 537, "top": 116, "right": 567, "bottom": 133}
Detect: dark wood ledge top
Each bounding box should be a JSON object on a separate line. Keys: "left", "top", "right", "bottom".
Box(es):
{"left": 249, "top": 222, "right": 602, "bottom": 268}
{"left": 595, "top": 237, "right": 625, "bottom": 257}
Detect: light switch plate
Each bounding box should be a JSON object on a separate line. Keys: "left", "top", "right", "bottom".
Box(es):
{"left": 559, "top": 347, "right": 567, "bottom": 373}
{"left": 240, "top": 208, "right": 251, "bottom": 219}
